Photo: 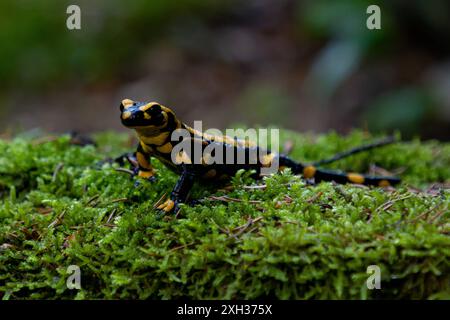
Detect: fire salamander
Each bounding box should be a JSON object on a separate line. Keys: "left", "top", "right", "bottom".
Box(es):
{"left": 119, "top": 98, "right": 400, "bottom": 213}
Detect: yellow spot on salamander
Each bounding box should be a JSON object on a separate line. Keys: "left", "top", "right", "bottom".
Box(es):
{"left": 140, "top": 131, "right": 170, "bottom": 146}
{"left": 136, "top": 152, "right": 151, "bottom": 170}
{"left": 261, "top": 153, "right": 275, "bottom": 167}
{"left": 378, "top": 179, "right": 391, "bottom": 187}
{"left": 138, "top": 170, "right": 154, "bottom": 179}
{"left": 156, "top": 142, "right": 173, "bottom": 154}
{"left": 122, "top": 99, "right": 134, "bottom": 108}
{"left": 140, "top": 141, "right": 153, "bottom": 153}
{"left": 347, "top": 173, "right": 365, "bottom": 184}
{"left": 303, "top": 165, "right": 316, "bottom": 179}
{"left": 122, "top": 111, "right": 131, "bottom": 119}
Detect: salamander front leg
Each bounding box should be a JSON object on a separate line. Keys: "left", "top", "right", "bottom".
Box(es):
{"left": 157, "top": 166, "right": 196, "bottom": 214}
{"left": 134, "top": 143, "right": 157, "bottom": 187}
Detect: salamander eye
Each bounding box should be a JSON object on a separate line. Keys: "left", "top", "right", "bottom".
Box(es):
{"left": 120, "top": 103, "right": 124, "bottom": 112}
{"left": 149, "top": 104, "right": 162, "bottom": 114}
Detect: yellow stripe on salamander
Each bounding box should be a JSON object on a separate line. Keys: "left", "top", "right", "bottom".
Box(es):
{"left": 378, "top": 179, "right": 391, "bottom": 187}
{"left": 139, "top": 131, "right": 171, "bottom": 146}
{"left": 347, "top": 173, "right": 365, "bottom": 184}
{"left": 136, "top": 151, "right": 151, "bottom": 169}
{"left": 156, "top": 142, "right": 173, "bottom": 154}
{"left": 303, "top": 165, "right": 316, "bottom": 179}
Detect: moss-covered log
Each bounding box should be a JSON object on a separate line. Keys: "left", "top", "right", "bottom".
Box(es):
{"left": 0, "top": 131, "right": 449, "bottom": 299}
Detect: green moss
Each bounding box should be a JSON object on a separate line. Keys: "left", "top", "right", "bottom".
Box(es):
{"left": 0, "top": 130, "right": 449, "bottom": 299}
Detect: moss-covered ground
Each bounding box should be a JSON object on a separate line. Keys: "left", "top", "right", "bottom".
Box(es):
{"left": 0, "top": 130, "right": 449, "bottom": 299}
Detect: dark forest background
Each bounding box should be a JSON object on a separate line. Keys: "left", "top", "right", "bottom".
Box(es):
{"left": 1, "top": 0, "right": 449, "bottom": 140}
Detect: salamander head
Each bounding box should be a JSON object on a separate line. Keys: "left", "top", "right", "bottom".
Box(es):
{"left": 120, "top": 99, "right": 171, "bottom": 129}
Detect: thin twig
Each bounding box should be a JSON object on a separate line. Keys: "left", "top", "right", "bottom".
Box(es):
{"left": 86, "top": 194, "right": 100, "bottom": 206}
{"left": 106, "top": 209, "right": 117, "bottom": 224}
{"left": 170, "top": 242, "right": 195, "bottom": 252}
{"left": 115, "top": 168, "right": 135, "bottom": 176}
{"left": 408, "top": 200, "right": 444, "bottom": 223}
{"left": 52, "top": 163, "right": 64, "bottom": 182}
{"left": 109, "top": 198, "right": 129, "bottom": 203}
{"left": 153, "top": 192, "right": 168, "bottom": 209}
{"left": 209, "top": 218, "right": 238, "bottom": 240}
{"left": 233, "top": 217, "right": 263, "bottom": 238}
{"left": 47, "top": 210, "right": 66, "bottom": 229}
{"left": 243, "top": 184, "right": 267, "bottom": 190}
{"left": 428, "top": 205, "right": 448, "bottom": 223}
{"left": 375, "top": 194, "right": 413, "bottom": 213}
{"left": 306, "top": 192, "right": 323, "bottom": 204}
{"left": 232, "top": 216, "right": 263, "bottom": 232}
{"left": 208, "top": 195, "right": 261, "bottom": 204}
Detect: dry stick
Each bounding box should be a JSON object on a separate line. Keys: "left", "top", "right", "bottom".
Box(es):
{"left": 174, "top": 208, "right": 183, "bottom": 219}
{"left": 246, "top": 226, "right": 259, "bottom": 234}
{"left": 209, "top": 218, "right": 238, "bottom": 240}
{"left": 86, "top": 194, "right": 100, "bottom": 207}
{"left": 69, "top": 225, "right": 85, "bottom": 230}
{"left": 306, "top": 191, "right": 323, "bottom": 204}
{"left": 368, "top": 194, "right": 414, "bottom": 224}
{"left": 208, "top": 195, "right": 261, "bottom": 204}
{"left": 232, "top": 216, "right": 263, "bottom": 232}
{"left": 333, "top": 184, "right": 352, "bottom": 201}
{"left": 109, "top": 198, "right": 129, "bottom": 203}
{"left": 375, "top": 194, "right": 413, "bottom": 213}
{"left": 233, "top": 217, "right": 263, "bottom": 238}
{"left": 52, "top": 163, "right": 64, "bottom": 182}
{"left": 153, "top": 192, "right": 168, "bottom": 209}
{"left": 86, "top": 194, "right": 100, "bottom": 206}
{"left": 106, "top": 208, "right": 117, "bottom": 224}
{"left": 47, "top": 210, "right": 66, "bottom": 229}
{"left": 243, "top": 182, "right": 292, "bottom": 191}
{"left": 37, "top": 207, "right": 53, "bottom": 215}
{"left": 428, "top": 204, "right": 448, "bottom": 223}
{"left": 408, "top": 200, "right": 444, "bottom": 223}
{"left": 170, "top": 242, "right": 196, "bottom": 252}
{"left": 243, "top": 184, "right": 267, "bottom": 190}
{"left": 284, "top": 195, "right": 293, "bottom": 204}
{"left": 281, "top": 220, "right": 299, "bottom": 225}
{"left": 115, "top": 168, "right": 134, "bottom": 176}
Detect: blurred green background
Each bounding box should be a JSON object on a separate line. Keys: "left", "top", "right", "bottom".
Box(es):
{"left": 0, "top": 0, "right": 449, "bottom": 140}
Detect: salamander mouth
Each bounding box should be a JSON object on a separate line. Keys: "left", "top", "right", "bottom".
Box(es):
{"left": 120, "top": 116, "right": 151, "bottom": 128}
